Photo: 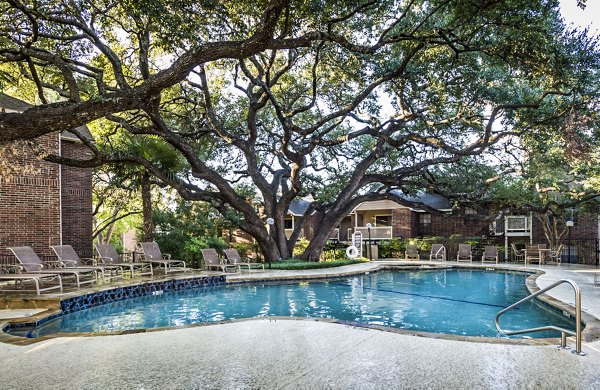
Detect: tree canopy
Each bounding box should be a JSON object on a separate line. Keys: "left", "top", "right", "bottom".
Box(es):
{"left": 1, "top": 0, "right": 598, "bottom": 261}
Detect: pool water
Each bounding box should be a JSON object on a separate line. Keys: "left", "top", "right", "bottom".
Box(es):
{"left": 19, "top": 269, "right": 576, "bottom": 338}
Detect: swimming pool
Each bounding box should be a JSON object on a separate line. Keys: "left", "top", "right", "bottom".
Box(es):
{"left": 12, "top": 269, "right": 577, "bottom": 338}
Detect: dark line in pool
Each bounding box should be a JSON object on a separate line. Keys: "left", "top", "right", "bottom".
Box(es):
{"left": 330, "top": 283, "right": 515, "bottom": 309}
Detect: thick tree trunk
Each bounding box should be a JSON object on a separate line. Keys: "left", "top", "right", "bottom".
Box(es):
{"left": 141, "top": 173, "right": 154, "bottom": 241}
{"left": 300, "top": 214, "right": 343, "bottom": 261}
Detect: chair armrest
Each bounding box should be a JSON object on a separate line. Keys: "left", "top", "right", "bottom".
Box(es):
{"left": 97, "top": 256, "right": 112, "bottom": 265}
{"left": 80, "top": 257, "right": 97, "bottom": 266}
{"left": 1, "top": 264, "right": 24, "bottom": 273}
{"left": 60, "top": 260, "right": 78, "bottom": 268}
{"left": 162, "top": 253, "right": 172, "bottom": 260}
{"left": 21, "top": 263, "right": 44, "bottom": 271}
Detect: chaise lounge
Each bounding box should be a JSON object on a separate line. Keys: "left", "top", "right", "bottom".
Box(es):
{"left": 94, "top": 243, "right": 154, "bottom": 278}
{"left": 223, "top": 248, "right": 264, "bottom": 271}
{"left": 8, "top": 246, "right": 97, "bottom": 288}
{"left": 0, "top": 266, "right": 63, "bottom": 295}
{"left": 51, "top": 244, "right": 125, "bottom": 282}
{"left": 138, "top": 242, "right": 187, "bottom": 274}
{"left": 201, "top": 249, "right": 240, "bottom": 273}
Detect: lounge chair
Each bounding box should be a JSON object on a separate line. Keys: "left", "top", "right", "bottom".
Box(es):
{"left": 511, "top": 243, "right": 525, "bottom": 263}
{"left": 429, "top": 244, "right": 446, "bottom": 262}
{"left": 525, "top": 245, "right": 541, "bottom": 265}
{"left": 481, "top": 246, "right": 499, "bottom": 264}
{"left": 8, "top": 246, "right": 97, "bottom": 288}
{"left": 0, "top": 266, "right": 63, "bottom": 295}
{"left": 94, "top": 243, "right": 154, "bottom": 278}
{"left": 456, "top": 244, "right": 472, "bottom": 262}
{"left": 138, "top": 242, "right": 187, "bottom": 274}
{"left": 201, "top": 249, "right": 240, "bottom": 273}
{"left": 404, "top": 244, "right": 420, "bottom": 260}
{"left": 51, "top": 245, "right": 124, "bottom": 282}
{"left": 223, "top": 249, "right": 265, "bottom": 271}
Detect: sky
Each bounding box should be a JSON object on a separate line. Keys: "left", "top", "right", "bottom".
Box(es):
{"left": 559, "top": 0, "right": 599, "bottom": 34}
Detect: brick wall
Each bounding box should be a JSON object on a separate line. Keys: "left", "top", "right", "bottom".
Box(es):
{"left": 429, "top": 211, "right": 489, "bottom": 238}
{"left": 0, "top": 134, "right": 61, "bottom": 256}
{"left": 392, "top": 208, "right": 416, "bottom": 238}
{"left": 60, "top": 139, "right": 93, "bottom": 257}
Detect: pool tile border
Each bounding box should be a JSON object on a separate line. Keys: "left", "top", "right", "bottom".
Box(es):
{"left": 2, "top": 275, "right": 225, "bottom": 335}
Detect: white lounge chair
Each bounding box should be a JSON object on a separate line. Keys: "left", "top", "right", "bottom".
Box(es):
{"left": 138, "top": 242, "right": 187, "bottom": 274}
{"left": 201, "top": 249, "right": 239, "bottom": 273}
{"left": 94, "top": 243, "right": 153, "bottom": 278}
{"left": 0, "top": 266, "right": 62, "bottom": 295}
{"left": 8, "top": 246, "right": 97, "bottom": 288}
{"left": 51, "top": 245, "right": 124, "bottom": 282}
{"left": 223, "top": 248, "right": 264, "bottom": 271}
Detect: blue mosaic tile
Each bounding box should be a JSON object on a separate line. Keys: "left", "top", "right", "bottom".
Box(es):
{"left": 60, "top": 275, "right": 225, "bottom": 314}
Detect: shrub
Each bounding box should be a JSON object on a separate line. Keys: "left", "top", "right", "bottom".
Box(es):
{"left": 269, "top": 258, "right": 368, "bottom": 270}
{"left": 378, "top": 238, "right": 406, "bottom": 259}
{"left": 182, "top": 236, "right": 228, "bottom": 268}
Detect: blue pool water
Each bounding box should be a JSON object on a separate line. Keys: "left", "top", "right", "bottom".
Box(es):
{"left": 19, "top": 269, "right": 576, "bottom": 338}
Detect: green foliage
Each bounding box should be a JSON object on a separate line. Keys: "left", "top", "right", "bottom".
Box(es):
{"left": 181, "top": 236, "right": 228, "bottom": 269}
{"left": 378, "top": 239, "right": 407, "bottom": 259}
{"left": 269, "top": 258, "right": 368, "bottom": 270}
{"left": 153, "top": 197, "right": 235, "bottom": 268}
{"left": 292, "top": 238, "right": 310, "bottom": 257}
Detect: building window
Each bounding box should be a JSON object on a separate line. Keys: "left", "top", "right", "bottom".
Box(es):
{"left": 418, "top": 213, "right": 432, "bottom": 236}
{"left": 284, "top": 218, "right": 293, "bottom": 230}
{"left": 375, "top": 215, "right": 392, "bottom": 226}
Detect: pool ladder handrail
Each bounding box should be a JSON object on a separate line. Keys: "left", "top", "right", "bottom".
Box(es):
{"left": 495, "top": 279, "right": 585, "bottom": 355}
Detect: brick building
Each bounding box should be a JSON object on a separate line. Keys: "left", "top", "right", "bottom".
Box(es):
{"left": 0, "top": 93, "right": 94, "bottom": 257}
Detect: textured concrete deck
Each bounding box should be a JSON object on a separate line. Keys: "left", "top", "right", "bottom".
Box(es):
{"left": 1, "top": 261, "right": 600, "bottom": 389}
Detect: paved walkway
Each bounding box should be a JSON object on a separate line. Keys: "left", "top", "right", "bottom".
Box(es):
{"left": 1, "top": 262, "right": 600, "bottom": 389}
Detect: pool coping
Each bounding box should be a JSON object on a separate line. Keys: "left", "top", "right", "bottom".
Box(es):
{"left": 1, "top": 263, "right": 599, "bottom": 347}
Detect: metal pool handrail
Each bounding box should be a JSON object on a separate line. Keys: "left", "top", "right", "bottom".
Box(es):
{"left": 495, "top": 279, "right": 584, "bottom": 355}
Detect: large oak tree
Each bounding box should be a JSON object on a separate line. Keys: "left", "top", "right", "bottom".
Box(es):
{"left": 1, "top": 0, "right": 598, "bottom": 261}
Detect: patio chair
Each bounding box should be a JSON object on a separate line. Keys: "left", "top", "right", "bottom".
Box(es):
{"left": 456, "top": 244, "right": 472, "bottom": 262}
{"left": 8, "top": 246, "right": 97, "bottom": 288}
{"left": 481, "top": 246, "right": 499, "bottom": 264}
{"left": 94, "top": 243, "right": 153, "bottom": 278}
{"left": 138, "top": 242, "right": 187, "bottom": 274}
{"left": 404, "top": 244, "right": 420, "bottom": 261}
{"left": 0, "top": 266, "right": 63, "bottom": 295}
{"left": 51, "top": 245, "right": 124, "bottom": 282}
{"left": 429, "top": 244, "right": 446, "bottom": 262}
{"left": 525, "top": 245, "right": 541, "bottom": 265}
{"left": 511, "top": 243, "right": 525, "bottom": 263}
{"left": 223, "top": 248, "right": 264, "bottom": 271}
{"left": 201, "top": 249, "right": 240, "bottom": 273}
{"left": 545, "top": 244, "right": 563, "bottom": 265}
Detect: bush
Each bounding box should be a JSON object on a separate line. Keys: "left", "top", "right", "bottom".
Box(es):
{"left": 292, "top": 238, "right": 310, "bottom": 257}
{"left": 182, "top": 236, "right": 228, "bottom": 268}
{"left": 378, "top": 238, "right": 406, "bottom": 259}
{"left": 269, "top": 258, "right": 368, "bottom": 270}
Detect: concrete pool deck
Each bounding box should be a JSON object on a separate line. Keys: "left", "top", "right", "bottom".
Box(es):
{"left": 1, "top": 261, "right": 600, "bottom": 389}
